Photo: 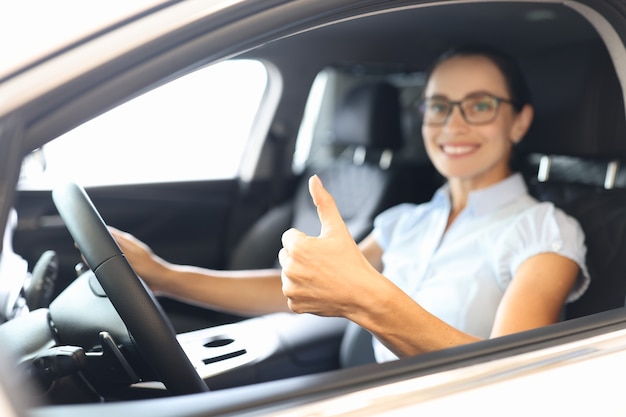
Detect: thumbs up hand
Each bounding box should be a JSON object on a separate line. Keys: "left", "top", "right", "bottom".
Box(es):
{"left": 279, "top": 175, "right": 379, "bottom": 318}
{"left": 309, "top": 173, "right": 350, "bottom": 238}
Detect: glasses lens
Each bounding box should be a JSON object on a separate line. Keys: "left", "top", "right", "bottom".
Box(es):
{"left": 420, "top": 98, "right": 450, "bottom": 124}
{"left": 461, "top": 95, "right": 499, "bottom": 123}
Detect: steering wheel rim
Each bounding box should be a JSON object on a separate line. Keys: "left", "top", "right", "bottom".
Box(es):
{"left": 52, "top": 182, "right": 208, "bottom": 395}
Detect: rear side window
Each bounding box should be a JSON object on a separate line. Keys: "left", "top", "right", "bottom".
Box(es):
{"left": 19, "top": 59, "right": 268, "bottom": 188}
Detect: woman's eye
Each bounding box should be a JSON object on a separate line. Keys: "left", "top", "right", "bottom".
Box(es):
{"left": 429, "top": 102, "right": 448, "bottom": 113}
{"left": 471, "top": 99, "right": 495, "bottom": 112}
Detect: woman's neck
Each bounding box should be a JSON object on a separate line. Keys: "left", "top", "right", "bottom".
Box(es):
{"left": 445, "top": 169, "right": 513, "bottom": 230}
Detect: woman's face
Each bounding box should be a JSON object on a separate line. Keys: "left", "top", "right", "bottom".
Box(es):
{"left": 421, "top": 55, "right": 532, "bottom": 190}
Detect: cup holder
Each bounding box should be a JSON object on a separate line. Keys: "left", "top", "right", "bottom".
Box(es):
{"left": 177, "top": 316, "right": 283, "bottom": 379}
{"left": 204, "top": 338, "right": 234, "bottom": 348}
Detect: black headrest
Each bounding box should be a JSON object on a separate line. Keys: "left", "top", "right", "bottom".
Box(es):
{"left": 332, "top": 81, "right": 403, "bottom": 150}
{"left": 515, "top": 41, "right": 626, "bottom": 189}
{"left": 518, "top": 41, "right": 626, "bottom": 159}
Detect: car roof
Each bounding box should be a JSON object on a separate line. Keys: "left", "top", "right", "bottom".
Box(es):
{"left": 244, "top": 2, "right": 600, "bottom": 67}
{"left": 0, "top": 0, "right": 173, "bottom": 80}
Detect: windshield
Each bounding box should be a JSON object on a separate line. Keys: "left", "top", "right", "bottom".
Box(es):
{"left": 0, "top": 0, "right": 172, "bottom": 79}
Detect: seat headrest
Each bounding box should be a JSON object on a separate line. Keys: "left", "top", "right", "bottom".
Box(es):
{"left": 514, "top": 42, "right": 626, "bottom": 189}
{"left": 518, "top": 42, "right": 626, "bottom": 159}
{"left": 332, "top": 81, "right": 403, "bottom": 151}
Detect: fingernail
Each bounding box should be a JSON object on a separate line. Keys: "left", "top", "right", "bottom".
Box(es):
{"left": 311, "top": 174, "right": 322, "bottom": 186}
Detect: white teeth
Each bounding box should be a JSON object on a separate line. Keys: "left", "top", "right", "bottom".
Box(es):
{"left": 441, "top": 144, "right": 477, "bottom": 155}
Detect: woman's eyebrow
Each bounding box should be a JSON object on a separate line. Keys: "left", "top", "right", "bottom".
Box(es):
{"left": 464, "top": 90, "right": 501, "bottom": 98}
{"left": 424, "top": 93, "right": 449, "bottom": 100}
{"left": 425, "top": 90, "right": 502, "bottom": 100}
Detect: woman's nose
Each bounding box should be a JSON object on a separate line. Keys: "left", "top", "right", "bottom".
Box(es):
{"left": 443, "top": 105, "right": 469, "bottom": 131}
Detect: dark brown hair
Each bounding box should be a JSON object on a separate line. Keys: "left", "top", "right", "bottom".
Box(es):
{"left": 424, "top": 44, "right": 532, "bottom": 112}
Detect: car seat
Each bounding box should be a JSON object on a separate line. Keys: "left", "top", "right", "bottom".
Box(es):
{"left": 228, "top": 81, "right": 435, "bottom": 271}
{"left": 516, "top": 42, "right": 626, "bottom": 319}
{"left": 227, "top": 80, "right": 438, "bottom": 368}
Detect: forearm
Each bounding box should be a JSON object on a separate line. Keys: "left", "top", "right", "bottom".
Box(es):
{"left": 352, "top": 277, "right": 481, "bottom": 357}
{"left": 153, "top": 263, "right": 289, "bottom": 316}
{"left": 109, "top": 227, "right": 288, "bottom": 316}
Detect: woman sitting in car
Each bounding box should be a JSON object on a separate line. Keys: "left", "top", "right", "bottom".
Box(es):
{"left": 111, "top": 45, "right": 589, "bottom": 362}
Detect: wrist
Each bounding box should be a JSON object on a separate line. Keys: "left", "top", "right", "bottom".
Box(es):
{"left": 345, "top": 270, "right": 397, "bottom": 330}
{"left": 145, "top": 258, "right": 175, "bottom": 295}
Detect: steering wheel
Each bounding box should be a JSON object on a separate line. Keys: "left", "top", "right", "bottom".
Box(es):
{"left": 51, "top": 182, "right": 208, "bottom": 395}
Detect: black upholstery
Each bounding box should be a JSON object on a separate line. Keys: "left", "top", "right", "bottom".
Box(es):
{"left": 517, "top": 41, "right": 626, "bottom": 320}
{"left": 518, "top": 42, "right": 626, "bottom": 158}
{"left": 522, "top": 158, "right": 626, "bottom": 320}
{"left": 332, "top": 81, "right": 404, "bottom": 150}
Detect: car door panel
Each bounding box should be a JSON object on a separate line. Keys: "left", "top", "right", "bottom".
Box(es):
{"left": 12, "top": 178, "right": 283, "bottom": 330}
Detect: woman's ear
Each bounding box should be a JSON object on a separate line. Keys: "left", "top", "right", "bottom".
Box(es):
{"left": 511, "top": 104, "right": 534, "bottom": 143}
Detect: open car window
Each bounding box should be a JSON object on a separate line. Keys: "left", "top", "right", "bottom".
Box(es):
{"left": 19, "top": 59, "right": 268, "bottom": 188}
{"left": 1, "top": 0, "right": 626, "bottom": 415}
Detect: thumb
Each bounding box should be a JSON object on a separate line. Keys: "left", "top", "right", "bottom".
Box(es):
{"left": 309, "top": 175, "right": 349, "bottom": 238}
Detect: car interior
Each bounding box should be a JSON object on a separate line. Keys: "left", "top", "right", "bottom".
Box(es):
{"left": 224, "top": 79, "right": 441, "bottom": 369}
{"left": 516, "top": 41, "right": 626, "bottom": 320}
{"left": 2, "top": 0, "right": 626, "bottom": 414}
{"left": 227, "top": 80, "right": 437, "bottom": 271}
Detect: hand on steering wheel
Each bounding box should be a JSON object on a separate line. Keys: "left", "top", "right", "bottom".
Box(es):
{"left": 52, "top": 182, "right": 208, "bottom": 395}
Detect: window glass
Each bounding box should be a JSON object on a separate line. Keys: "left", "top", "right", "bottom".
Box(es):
{"left": 19, "top": 59, "right": 268, "bottom": 188}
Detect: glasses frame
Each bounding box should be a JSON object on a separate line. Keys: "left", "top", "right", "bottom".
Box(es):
{"left": 418, "top": 93, "right": 516, "bottom": 126}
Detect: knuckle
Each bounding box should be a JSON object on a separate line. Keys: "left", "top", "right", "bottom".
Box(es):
{"left": 287, "top": 299, "right": 304, "bottom": 314}
{"left": 281, "top": 272, "right": 297, "bottom": 296}
{"left": 281, "top": 228, "right": 293, "bottom": 240}
{"left": 277, "top": 248, "right": 288, "bottom": 266}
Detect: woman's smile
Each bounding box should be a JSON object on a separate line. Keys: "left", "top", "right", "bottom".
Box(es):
{"left": 440, "top": 142, "right": 481, "bottom": 157}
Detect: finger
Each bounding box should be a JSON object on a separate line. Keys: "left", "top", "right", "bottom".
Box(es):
{"left": 108, "top": 226, "right": 133, "bottom": 241}
{"left": 109, "top": 230, "right": 129, "bottom": 248}
{"left": 277, "top": 247, "right": 290, "bottom": 270}
{"left": 280, "top": 270, "right": 305, "bottom": 314}
{"left": 281, "top": 227, "right": 307, "bottom": 250}
{"left": 280, "top": 268, "right": 293, "bottom": 294}
{"left": 308, "top": 175, "right": 349, "bottom": 238}
{"left": 108, "top": 226, "right": 126, "bottom": 237}
{"left": 108, "top": 227, "right": 129, "bottom": 245}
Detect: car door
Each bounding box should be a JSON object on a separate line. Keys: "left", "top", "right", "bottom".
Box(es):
{"left": 11, "top": 59, "right": 291, "bottom": 332}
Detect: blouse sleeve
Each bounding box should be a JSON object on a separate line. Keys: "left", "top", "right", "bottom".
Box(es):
{"left": 494, "top": 202, "right": 590, "bottom": 302}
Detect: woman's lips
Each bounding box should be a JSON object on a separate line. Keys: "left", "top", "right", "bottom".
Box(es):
{"left": 440, "top": 143, "right": 479, "bottom": 156}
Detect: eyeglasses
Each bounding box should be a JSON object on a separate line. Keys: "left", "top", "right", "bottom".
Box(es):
{"left": 418, "top": 93, "right": 515, "bottom": 126}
